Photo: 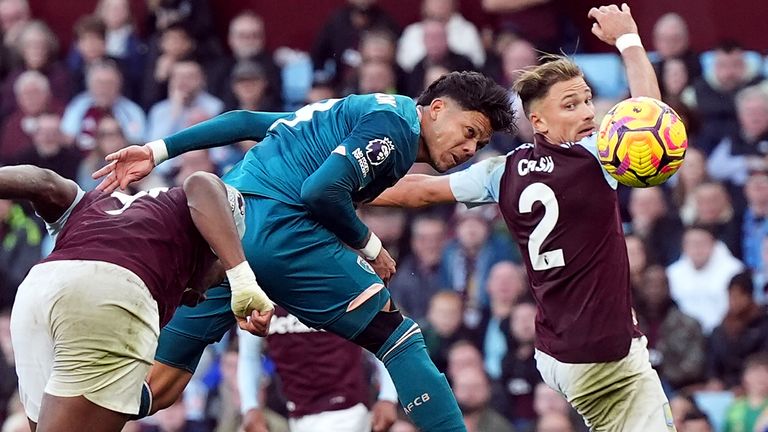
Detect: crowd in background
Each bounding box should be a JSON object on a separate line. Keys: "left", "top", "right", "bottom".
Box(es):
{"left": 0, "top": 0, "right": 767, "bottom": 431}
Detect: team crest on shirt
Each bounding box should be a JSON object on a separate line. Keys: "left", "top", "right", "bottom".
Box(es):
{"left": 366, "top": 137, "right": 395, "bottom": 166}
{"left": 357, "top": 256, "right": 376, "bottom": 274}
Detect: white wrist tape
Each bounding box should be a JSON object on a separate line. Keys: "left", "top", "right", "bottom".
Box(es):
{"left": 226, "top": 261, "right": 257, "bottom": 295}
{"left": 616, "top": 33, "right": 643, "bottom": 53}
{"left": 146, "top": 139, "right": 169, "bottom": 166}
{"left": 360, "top": 232, "right": 382, "bottom": 260}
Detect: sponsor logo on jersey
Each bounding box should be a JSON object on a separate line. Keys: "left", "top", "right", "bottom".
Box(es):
{"left": 357, "top": 256, "right": 376, "bottom": 274}
{"left": 269, "top": 314, "right": 320, "bottom": 335}
{"left": 352, "top": 148, "right": 370, "bottom": 177}
{"left": 403, "top": 393, "right": 431, "bottom": 414}
{"left": 366, "top": 137, "right": 394, "bottom": 166}
{"left": 517, "top": 156, "right": 554, "bottom": 176}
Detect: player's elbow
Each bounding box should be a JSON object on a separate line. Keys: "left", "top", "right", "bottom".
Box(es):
{"left": 299, "top": 179, "right": 328, "bottom": 213}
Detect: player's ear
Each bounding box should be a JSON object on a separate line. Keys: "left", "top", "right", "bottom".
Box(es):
{"left": 428, "top": 98, "right": 445, "bottom": 121}
{"left": 530, "top": 111, "right": 547, "bottom": 134}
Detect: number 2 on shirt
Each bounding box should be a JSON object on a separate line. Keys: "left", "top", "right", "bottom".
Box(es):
{"left": 519, "top": 182, "right": 565, "bottom": 271}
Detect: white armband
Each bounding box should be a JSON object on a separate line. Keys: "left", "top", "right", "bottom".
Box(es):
{"left": 616, "top": 33, "right": 643, "bottom": 53}
{"left": 360, "top": 232, "right": 382, "bottom": 260}
{"left": 146, "top": 139, "right": 169, "bottom": 166}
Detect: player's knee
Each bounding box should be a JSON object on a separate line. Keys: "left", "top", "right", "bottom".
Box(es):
{"left": 351, "top": 309, "right": 404, "bottom": 355}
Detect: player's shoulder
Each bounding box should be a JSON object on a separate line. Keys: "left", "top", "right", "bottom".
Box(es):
{"left": 348, "top": 94, "right": 417, "bottom": 121}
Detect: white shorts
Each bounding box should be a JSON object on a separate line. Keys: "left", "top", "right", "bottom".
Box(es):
{"left": 535, "top": 337, "right": 675, "bottom": 432}
{"left": 10, "top": 260, "right": 159, "bottom": 422}
{"left": 288, "top": 403, "right": 371, "bottom": 432}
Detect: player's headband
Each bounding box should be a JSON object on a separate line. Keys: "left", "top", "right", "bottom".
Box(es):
{"left": 225, "top": 184, "right": 246, "bottom": 239}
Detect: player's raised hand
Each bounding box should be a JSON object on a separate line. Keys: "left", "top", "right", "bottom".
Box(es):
{"left": 369, "top": 247, "right": 396, "bottom": 284}
{"left": 92, "top": 144, "right": 155, "bottom": 192}
{"left": 371, "top": 400, "right": 397, "bottom": 432}
{"left": 588, "top": 3, "right": 638, "bottom": 46}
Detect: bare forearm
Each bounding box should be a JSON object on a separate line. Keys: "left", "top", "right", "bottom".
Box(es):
{"left": 482, "top": 0, "right": 550, "bottom": 13}
{"left": 184, "top": 173, "right": 246, "bottom": 269}
{"left": 371, "top": 175, "right": 455, "bottom": 208}
{"left": 0, "top": 165, "right": 77, "bottom": 222}
{"left": 622, "top": 46, "right": 661, "bottom": 100}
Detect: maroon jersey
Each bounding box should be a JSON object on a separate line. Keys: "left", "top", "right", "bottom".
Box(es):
{"left": 496, "top": 135, "right": 641, "bottom": 363}
{"left": 266, "top": 307, "right": 369, "bottom": 417}
{"left": 42, "top": 188, "right": 215, "bottom": 326}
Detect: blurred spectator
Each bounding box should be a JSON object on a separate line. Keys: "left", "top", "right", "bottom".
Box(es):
{"left": 489, "top": 38, "right": 536, "bottom": 154}
{"left": 625, "top": 234, "right": 649, "bottom": 290}
{"left": 1, "top": 20, "right": 70, "bottom": 119}
{"left": 531, "top": 383, "right": 587, "bottom": 432}
{"left": 667, "top": 225, "right": 744, "bottom": 334}
{"left": 708, "top": 85, "right": 768, "bottom": 187}
{"left": 422, "top": 63, "right": 450, "bottom": 91}
{"left": 535, "top": 413, "right": 574, "bottom": 432}
{"left": 140, "top": 23, "right": 198, "bottom": 110}
{"left": 500, "top": 300, "right": 540, "bottom": 429}
{"left": 671, "top": 147, "right": 709, "bottom": 225}
{"left": 145, "top": 60, "right": 223, "bottom": 142}
{"left": 357, "top": 29, "right": 407, "bottom": 93}
{"left": 681, "top": 410, "right": 713, "bottom": 432}
{"left": 742, "top": 170, "right": 768, "bottom": 278}
{"left": 12, "top": 112, "right": 81, "bottom": 180}
{"left": 476, "top": 261, "right": 525, "bottom": 379}
{"left": 311, "top": 0, "right": 399, "bottom": 88}
{"left": 397, "top": 0, "right": 484, "bottom": 72}
{"left": 634, "top": 265, "right": 706, "bottom": 391}
{"left": 144, "top": 0, "right": 219, "bottom": 61}
{"left": 661, "top": 58, "right": 691, "bottom": 103}
{"left": 708, "top": 272, "right": 768, "bottom": 390}
{"left": 481, "top": 0, "right": 576, "bottom": 54}
{"left": 406, "top": 19, "right": 475, "bottom": 97}
{"left": 453, "top": 367, "right": 514, "bottom": 432}
{"left": 0, "top": 308, "right": 16, "bottom": 424}
{"left": 422, "top": 291, "right": 473, "bottom": 372}
{"left": 61, "top": 59, "right": 146, "bottom": 150}
{"left": 0, "top": 70, "right": 64, "bottom": 163}
{"left": 208, "top": 11, "right": 281, "bottom": 112}
{"left": 76, "top": 115, "right": 128, "bottom": 190}
{"left": 359, "top": 206, "right": 407, "bottom": 259}
{"left": 304, "top": 82, "right": 337, "bottom": 104}
{"left": 682, "top": 42, "right": 763, "bottom": 154}
{"left": 627, "top": 186, "right": 683, "bottom": 266}
{"left": 388, "top": 214, "right": 448, "bottom": 321}
{"left": 721, "top": 353, "right": 768, "bottom": 431}
{"left": 669, "top": 393, "right": 699, "bottom": 432}
{"left": 692, "top": 182, "right": 742, "bottom": 258}
{"left": 0, "top": 199, "right": 41, "bottom": 310}
{"left": 443, "top": 207, "right": 518, "bottom": 320}
{"left": 228, "top": 60, "right": 271, "bottom": 111}
{"left": 447, "top": 339, "right": 484, "bottom": 382}
{"left": 355, "top": 60, "right": 396, "bottom": 94}
{"left": 66, "top": 15, "right": 111, "bottom": 95}
{"left": 0, "top": 0, "right": 30, "bottom": 81}
{"left": 651, "top": 13, "right": 701, "bottom": 87}
{"left": 94, "top": 0, "right": 146, "bottom": 101}
{"left": 173, "top": 149, "right": 215, "bottom": 186}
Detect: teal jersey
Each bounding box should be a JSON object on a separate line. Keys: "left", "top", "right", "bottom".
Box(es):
{"left": 223, "top": 93, "right": 421, "bottom": 206}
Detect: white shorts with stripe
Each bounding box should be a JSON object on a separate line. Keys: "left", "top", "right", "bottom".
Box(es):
{"left": 10, "top": 260, "right": 159, "bottom": 421}
{"left": 534, "top": 337, "right": 675, "bottom": 432}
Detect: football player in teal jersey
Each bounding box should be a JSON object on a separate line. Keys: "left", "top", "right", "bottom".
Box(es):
{"left": 95, "top": 71, "right": 515, "bottom": 431}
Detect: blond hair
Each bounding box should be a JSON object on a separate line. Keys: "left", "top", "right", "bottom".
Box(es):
{"left": 513, "top": 55, "right": 583, "bottom": 115}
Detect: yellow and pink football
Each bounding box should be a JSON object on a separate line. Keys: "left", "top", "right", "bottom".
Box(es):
{"left": 597, "top": 96, "right": 688, "bottom": 187}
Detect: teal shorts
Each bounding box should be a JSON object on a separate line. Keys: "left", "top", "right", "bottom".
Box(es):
{"left": 156, "top": 195, "right": 390, "bottom": 372}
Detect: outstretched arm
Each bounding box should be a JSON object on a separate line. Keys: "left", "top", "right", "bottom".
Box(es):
{"left": 93, "top": 110, "right": 291, "bottom": 192}
{"left": 183, "top": 172, "right": 274, "bottom": 335}
{"left": 0, "top": 165, "right": 79, "bottom": 223}
{"left": 370, "top": 174, "right": 456, "bottom": 208}
{"left": 588, "top": 3, "right": 661, "bottom": 99}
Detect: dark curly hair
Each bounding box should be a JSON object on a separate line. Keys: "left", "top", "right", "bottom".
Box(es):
{"left": 417, "top": 71, "right": 517, "bottom": 136}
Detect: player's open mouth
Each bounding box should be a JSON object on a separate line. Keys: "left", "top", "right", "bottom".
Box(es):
{"left": 578, "top": 127, "right": 595, "bottom": 136}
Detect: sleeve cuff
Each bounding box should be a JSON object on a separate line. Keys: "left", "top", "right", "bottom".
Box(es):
{"left": 146, "top": 139, "right": 169, "bottom": 165}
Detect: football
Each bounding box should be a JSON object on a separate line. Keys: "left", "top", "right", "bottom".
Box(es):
{"left": 596, "top": 96, "right": 688, "bottom": 187}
